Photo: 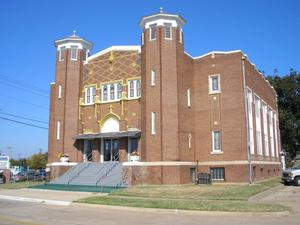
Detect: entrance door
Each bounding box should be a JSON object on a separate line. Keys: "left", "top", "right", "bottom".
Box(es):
{"left": 84, "top": 140, "right": 93, "bottom": 162}
{"left": 103, "top": 139, "right": 119, "bottom": 161}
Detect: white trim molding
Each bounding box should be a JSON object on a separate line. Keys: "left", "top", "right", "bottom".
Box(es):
{"left": 123, "top": 160, "right": 281, "bottom": 167}
{"left": 86, "top": 46, "right": 141, "bottom": 62}
{"left": 209, "top": 74, "right": 221, "bottom": 94}
{"left": 46, "top": 162, "right": 78, "bottom": 166}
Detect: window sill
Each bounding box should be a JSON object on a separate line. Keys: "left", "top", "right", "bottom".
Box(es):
{"left": 209, "top": 91, "right": 221, "bottom": 95}
{"left": 128, "top": 97, "right": 141, "bottom": 101}
{"left": 100, "top": 99, "right": 121, "bottom": 104}
{"left": 83, "top": 102, "right": 95, "bottom": 106}
{"left": 210, "top": 151, "right": 223, "bottom": 155}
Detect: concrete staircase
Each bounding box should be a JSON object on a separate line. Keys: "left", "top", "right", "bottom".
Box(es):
{"left": 51, "top": 162, "right": 127, "bottom": 187}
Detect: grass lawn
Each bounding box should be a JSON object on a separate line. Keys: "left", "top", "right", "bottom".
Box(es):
{"left": 0, "top": 181, "right": 46, "bottom": 189}
{"left": 76, "top": 177, "right": 290, "bottom": 212}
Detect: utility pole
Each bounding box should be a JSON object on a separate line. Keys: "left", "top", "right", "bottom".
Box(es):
{"left": 8, "top": 146, "right": 12, "bottom": 159}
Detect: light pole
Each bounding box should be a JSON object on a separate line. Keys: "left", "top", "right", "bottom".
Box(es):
{"left": 8, "top": 146, "right": 12, "bottom": 160}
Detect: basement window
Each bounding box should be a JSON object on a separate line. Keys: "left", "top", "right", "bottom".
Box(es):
{"left": 210, "top": 167, "right": 225, "bottom": 181}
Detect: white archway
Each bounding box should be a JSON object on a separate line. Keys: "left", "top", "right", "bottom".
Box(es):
{"left": 101, "top": 117, "right": 119, "bottom": 133}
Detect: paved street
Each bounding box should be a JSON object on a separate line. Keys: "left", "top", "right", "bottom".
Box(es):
{"left": 0, "top": 185, "right": 299, "bottom": 225}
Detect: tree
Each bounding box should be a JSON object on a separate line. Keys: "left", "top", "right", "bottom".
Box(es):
{"left": 267, "top": 69, "right": 300, "bottom": 164}
{"left": 10, "top": 158, "right": 27, "bottom": 168}
{"left": 27, "top": 152, "right": 48, "bottom": 169}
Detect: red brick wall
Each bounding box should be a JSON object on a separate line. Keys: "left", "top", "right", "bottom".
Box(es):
{"left": 48, "top": 84, "right": 55, "bottom": 162}
{"left": 124, "top": 165, "right": 194, "bottom": 185}
{"left": 193, "top": 52, "right": 248, "bottom": 163}
{"left": 244, "top": 59, "right": 280, "bottom": 163}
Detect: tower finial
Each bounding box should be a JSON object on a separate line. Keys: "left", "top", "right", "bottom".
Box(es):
{"left": 72, "top": 30, "right": 77, "bottom": 37}
{"left": 160, "top": 7, "right": 164, "bottom": 13}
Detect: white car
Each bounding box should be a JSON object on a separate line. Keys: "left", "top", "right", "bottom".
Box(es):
{"left": 282, "top": 164, "right": 300, "bottom": 186}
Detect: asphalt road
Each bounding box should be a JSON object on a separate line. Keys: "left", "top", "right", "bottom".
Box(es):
{"left": 0, "top": 186, "right": 299, "bottom": 225}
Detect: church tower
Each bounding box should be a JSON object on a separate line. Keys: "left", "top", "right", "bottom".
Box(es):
{"left": 48, "top": 32, "right": 93, "bottom": 163}
{"left": 139, "top": 9, "right": 186, "bottom": 162}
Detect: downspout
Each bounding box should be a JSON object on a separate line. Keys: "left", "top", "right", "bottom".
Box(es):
{"left": 242, "top": 55, "right": 252, "bottom": 184}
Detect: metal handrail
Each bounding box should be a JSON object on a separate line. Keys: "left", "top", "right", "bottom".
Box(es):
{"left": 67, "top": 163, "right": 91, "bottom": 184}
{"left": 95, "top": 163, "right": 118, "bottom": 186}
{"left": 95, "top": 152, "right": 120, "bottom": 186}
{"left": 85, "top": 150, "right": 97, "bottom": 162}
{"left": 112, "top": 151, "right": 120, "bottom": 161}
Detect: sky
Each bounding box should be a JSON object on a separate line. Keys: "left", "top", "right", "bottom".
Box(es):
{"left": 0, "top": 0, "right": 299, "bottom": 159}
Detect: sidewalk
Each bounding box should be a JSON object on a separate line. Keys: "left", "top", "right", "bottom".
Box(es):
{"left": 0, "top": 188, "right": 105, "bottom": 205}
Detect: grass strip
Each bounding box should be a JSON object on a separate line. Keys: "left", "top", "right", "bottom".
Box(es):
{"left": 0, "top": 181, "right": 46, "bottom": 189}
{"left": 76, "top": 196, "right": 290, "bottom": 212}
{"left": 110, "top": 178, "right": 281, "bottom": 201}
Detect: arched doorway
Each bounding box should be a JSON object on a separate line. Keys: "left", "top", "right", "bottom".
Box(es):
{"left": 99, "top": 114, "right": 120, "bottom": 162}
{"left": 101, "top": 117, "right": 119, "bottom": 133}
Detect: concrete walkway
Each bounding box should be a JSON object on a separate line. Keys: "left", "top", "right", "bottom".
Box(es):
{"left": 0, "top": 188, "right": 105, "bottom": 205}
{"left": 250, "top": 184, "right": 300, "bottom": 214}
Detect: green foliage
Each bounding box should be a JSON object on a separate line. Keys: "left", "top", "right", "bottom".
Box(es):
{"left": 26, "top": 153, "right": 47, "bottom": 169}
{"left": 10, "top": 158, "right": 27, "bottom": 168}
{"left": 267, "top": 69, "right": 300, "bottom": 164}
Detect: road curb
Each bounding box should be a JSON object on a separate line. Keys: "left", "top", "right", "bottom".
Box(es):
{"left": 0, "top": 194, "right": 70, "bottom": 206}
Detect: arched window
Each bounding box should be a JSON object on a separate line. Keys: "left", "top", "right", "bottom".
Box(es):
{"left": 110, "top": 84, "right": 115, "bottom": 100}
{"left": 103, "top": 85, "right": 108, "bottom": 101}
{"left": 86, "top": 87, "right": 91, "bottom": 103}
{"left": 136, "top": 80, "right": 141, "bottom": 97}
{"left": 117, "top": 83, "right": 122, "bottom": 99}
{"left": 92, "top": 87, "right": 96, "bottom": 103}
{"left": 129, "top": 81, "right": 134, "bottom": 98}
{"left": 101, "top": 116, "right": 120, "bottom": 133}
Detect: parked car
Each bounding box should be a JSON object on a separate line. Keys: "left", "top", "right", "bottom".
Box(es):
{"left": 35, "top": 169, "right": 47, "bottom": 180}
{"left": 12, "top": 171, "right": 27, "bottom": 182}
{"left": 0, "top": 170, "right": 6, "bottom": 184}
{"left": 12, "top": 170, "right": 47, "bottom": 182}
{"left": 282, "top": 164, "right": 300, "bottom": 186}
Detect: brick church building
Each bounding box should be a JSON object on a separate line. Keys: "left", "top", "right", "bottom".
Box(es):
{"left": 47, "top": 10, "right": 281, "bottom": 184}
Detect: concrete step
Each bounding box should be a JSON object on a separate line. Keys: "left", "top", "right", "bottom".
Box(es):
{"left": 52, "top": 162, "right": 125, "bottom": 187}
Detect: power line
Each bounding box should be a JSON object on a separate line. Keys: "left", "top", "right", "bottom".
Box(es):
{"left": 0, "top": 93, "right": 49, "bottom": 110}
{"left": 0, "top": 80, "right": 49, "bottom": 98}
{"left": 0, "top": 74, "right": 49, "bottom": 94}
{"left": 0, "top": 116, "right": 48, "bottom": 130}
{"left": 0, "top": 112, "right": 48, "bottom": 124}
